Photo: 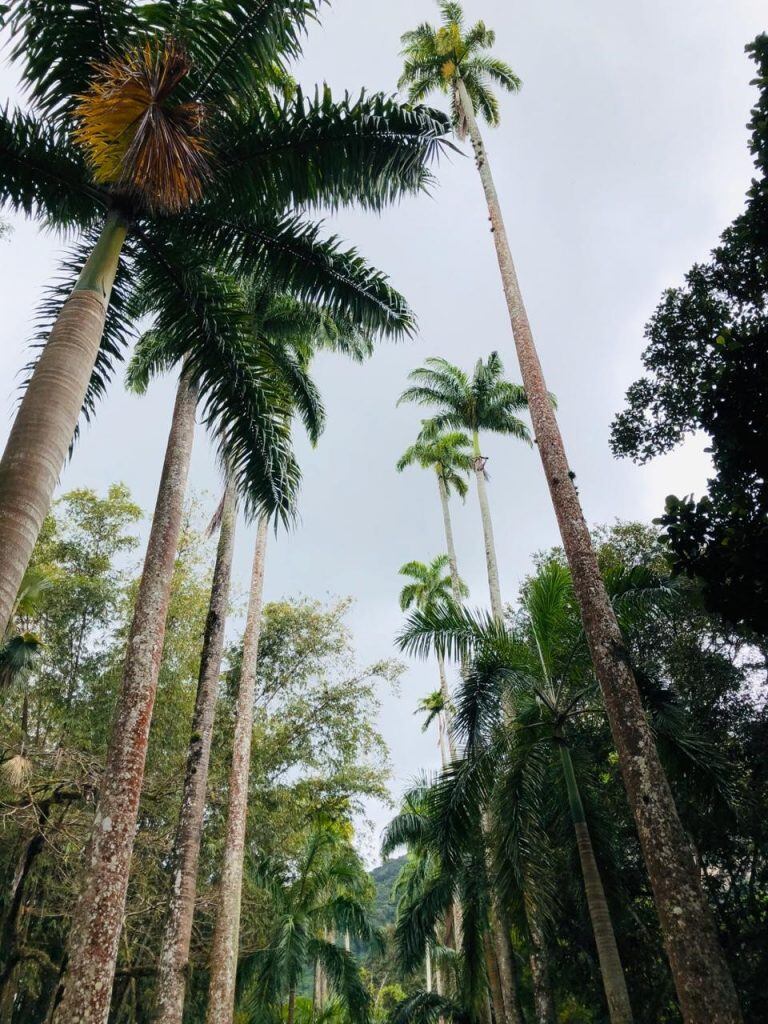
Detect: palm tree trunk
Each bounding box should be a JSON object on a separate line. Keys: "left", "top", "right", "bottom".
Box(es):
{"left": 205, "top": 516, "right": 269, "bottom": 1024}
{"left": 154, "top": 479, "right": 238, "bottom": 1024}
{"left": 437, "top": 472, "right": 462, "bottom": 604}
{"left": 559, "top": 744, "right": 632, "bottom": 1022}
{"left": 425, "top": 944, "right": 433, "bottom": 992}
{"left": 527, "top": 916, "right": 555, "bottom": 1024}
{"left": 287, "top": 987, "right": 297, "bottom": 1024}
{"left": 455, "top": 76, "right": 742, "bottom": 1024}
{"left": 0, "top": 210, "right": 127, "bottom": 637}
{"left": 488, "top": 901, "right": 524, "bottom": 1024}
{"left": 471, "top": 431, "right": 503, "bottom": 621}
{"left": 53, "top": 373, "right": 197, "bottom": 1024}
{"left": 483, "top": 936, "right": 506, "bottom": 1024}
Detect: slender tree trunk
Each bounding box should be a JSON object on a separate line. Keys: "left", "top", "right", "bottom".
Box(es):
{"left": 527, "top": 916, "right": 555, "bottom": 1024}
{"left": 437, "top": 473, "right": 462, "bottom": 604}
{"left": 455, "top": 76, "right": 742, "bottom": 1024}
{"left": 0, "top": 211, "right": 127, "bottom": 637}
{"left": 483, "top": 936, "right": 506, "bottom": 1024}
{"left": 287, "top": 987, "right": 297, "bottom": 1024}
{"left": 436, "top": 654, "right": 457, "bottom": 764}
{"left": 154, "top": 479, "right": 238, "bottom": 1024}
{"left": 205, "top": 517, "right": 269, "bottom": 1024}
{"left": 559, "top": 744, "right": 632, "bottom": 1023}
{"left": 53, "top": 374, "right": 198, "bottom": 1024}
{"left": 471, "top": 431, "right": 503, "bottom": 622}
{"left": 488, "top": 901, "right": 524, "bottom": 1024}
{"left": 425, "top": 944, "right": 433, "bottom": 992}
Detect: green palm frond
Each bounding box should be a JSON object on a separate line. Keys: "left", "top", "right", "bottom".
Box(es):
{"left": 0, "top": 632, "right": 43, "bottom": 688}
{"left": 217, "top": 87, "right": 449, "bottom": 214}
{"left": 398, "top": 555, "right": 463, "bottom": 614}
{"left": 399, "top": 353, "right": 531, "bottom": 442}
{"left": 388, "top": 991, "right": 471, "bottom": 1024}
{"left": 0, "top": 107, "right": 102, "bottom": 229}
{"left": 308, "top": 938, "right": 371, "bottom": 1024}
{"left": 399, "top": 2, "right": 521, "bottom": 131}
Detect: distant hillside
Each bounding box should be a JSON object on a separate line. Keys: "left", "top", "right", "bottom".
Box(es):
{"left": 369, "top": 856, "right": 405, "bottom": 929}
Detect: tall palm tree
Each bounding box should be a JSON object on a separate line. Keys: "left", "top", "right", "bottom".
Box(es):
{"left": 399, "top": 355, "right": 530, "bottom": 622}
{"left": 238, "top": 827, "right": 378, "bottom": 1024}
{"left": 420, "top": 563, "right": 634, "bottom": 1023}
{"left": 399, "top": 556, "right": 468, "bottom": 759}
{"left": 0, "top": 0, "right": 449, "bottom": 638}
{"left": 206, "top": 514, "right": 270, "bottom": 1024}
{"left": 397, "top": 428, "right": 473, "bottom": 604}
{"left": 136, "top": 290, "right": 372, "bottom": 1024}
{"left": 52, "top": 295, "right": 318, "bottom": 1024}
{"left": 398, "top": 6, "right": 741, "bottom": 1019}
{"left": 400, "top": 559, "right": 732, "bottom": 1024}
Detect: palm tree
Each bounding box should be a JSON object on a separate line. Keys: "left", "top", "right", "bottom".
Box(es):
{"left": 397, "top": 428, "right": 473, "bottom": 604}
{"left": 400, "top": 556, "right": 468, "bottom": 760}
{"left": 140, "top": 291, "right": 371, "bottom": 1024}
{"left": 399, "top": 559, "right": 733, "bottom": 1023}
{"left": 52, "top": 315, "right": 313, "bottom": 1024}
{"left": 238, "top": 827, "right": 378, "bottom": 1024}
{"left": 383, "top": 783, "right": 521, "bottom": 1024}
{"left": 0, "top": 0, "right": 450, "bottom": 638}
{"left": 398, "top": 6, "right": 741, "bottom": 1019}
{"left": 399, "top": 355, "right": 530, "bottom": 622}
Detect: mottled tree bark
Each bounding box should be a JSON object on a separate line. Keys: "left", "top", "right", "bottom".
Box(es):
{"left": 53, "top": 374, "right": 198, "bottom": 1024}
{"left": 560, "top": 744, "right": 632, "bottom": 1022}
{"left": 471, "top": 432, "right": 503, "bottom": 622}
{"left": 528, "top": 916, "right": 555, "bottom": 1024}
{"left": 205, "top": 517, "right": 269, "bottom": 1024}
{"left": 456, "top": 76, "right": 742, "bottom": 1024}
{"left": 488, "top": 902, "right": 524, "bottom": 1024}
{"left": 437, "top": 473, "right": 462, "bottom": 604}
{"left": 154, "top": 479, "right": 238, "bottom": 1024}
{"left": 0, "top": 211, "right": 127, "bottom": 637}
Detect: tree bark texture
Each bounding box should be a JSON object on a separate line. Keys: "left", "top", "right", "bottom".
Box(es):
{"left": 559, "top": 745, "right": 632, "bottom": 1022}
{"left": 205, "top": 517, "right": 269, "bottom": 1024}
{"left": 527, "top": 915, "right": 556, "bottom": 1024}
{"left": 53, "top": 374, "right": 198, "bottom": 1024}
{"left": 471, "top": 433, "right": 503, "bottom": 622}
{"left": 455, "top": 76, "right": 742, "bottom": 1024}
{"left": 154, "top": 480, "right": 238, "bottom": 1024}
{"left": 437, "top": 472, "right": 462, "bottom": 604}
{"left": 0, "top": 212, "right": 127, "bottom": 637}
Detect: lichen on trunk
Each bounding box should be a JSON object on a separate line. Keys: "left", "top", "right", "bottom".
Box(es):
{"left": 52, "top": 373, "right": 197, "bottom": 1024}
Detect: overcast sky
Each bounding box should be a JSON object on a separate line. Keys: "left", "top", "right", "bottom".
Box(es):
{"left": 1, "top": 0, "right": 765, "bottom": 858}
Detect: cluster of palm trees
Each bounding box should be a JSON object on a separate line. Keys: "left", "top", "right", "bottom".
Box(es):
{"left": 0, "top": 1, "right": 745, "bottom": 1023}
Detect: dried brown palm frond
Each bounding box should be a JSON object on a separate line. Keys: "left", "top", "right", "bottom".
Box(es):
{"left": 73, "top": 37, "right": 211, "bottom": 213}
{"left": 2, "top": 752, "right": 32, "bottom": 790}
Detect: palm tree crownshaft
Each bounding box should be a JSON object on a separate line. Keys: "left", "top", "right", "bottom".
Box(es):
{"left": 0, "top": 211, "right": 127, "bottom": 639}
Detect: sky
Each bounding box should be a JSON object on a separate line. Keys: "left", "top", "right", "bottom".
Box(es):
{"left": 1, "top": 0, "right": 766, "bottom": 859}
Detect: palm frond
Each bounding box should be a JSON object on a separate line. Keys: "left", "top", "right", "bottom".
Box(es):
{"left": 218, "top": 87, "right": 450, "bottom": 213}
{"left": 0, "top": 106, "right": 101, "bottom": 228}
{"left": 179, "top": 210, "right": 416, "bottom": 340}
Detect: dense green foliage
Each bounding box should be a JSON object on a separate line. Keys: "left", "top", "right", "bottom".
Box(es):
{"left": 611, "top": 35, "right": 768, "bottom": 635}
{"left": 391, "top": 522, "right": 768, "bottom": 1023}
{"left": 0, "top": 487, "right": 396, "bottom": 1023}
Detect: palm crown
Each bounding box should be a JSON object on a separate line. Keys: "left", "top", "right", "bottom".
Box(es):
{"left": 398, "top": 1, "right": 521, "bottom": 135}
{"left": 1, "top": 0, "right": 450, "bottom": 519}
{"left": 399, "top": 555, "right": 467, "bottom": 614}
{"left": 397, "top": 425, "right": 473, "bottom": 499}
{"left": 239, "top": 826, "right": 378, "bottom": 1023}
{"left": 399, "top": 353, "right": 531, "bottom": 450}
